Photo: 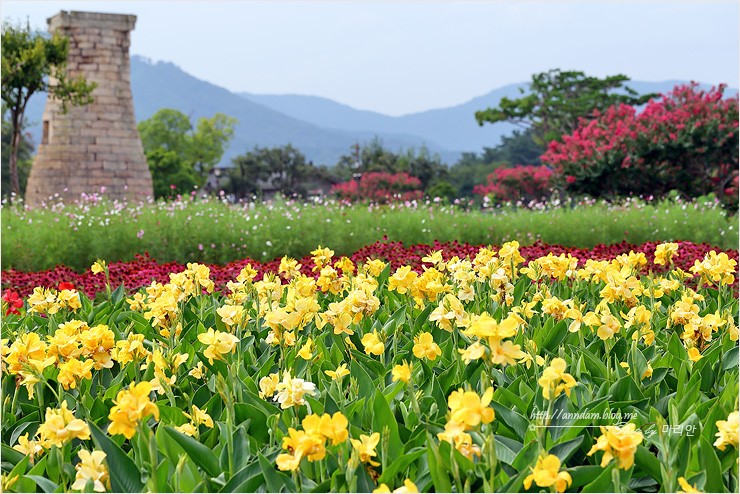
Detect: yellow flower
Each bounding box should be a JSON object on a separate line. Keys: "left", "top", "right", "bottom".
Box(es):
{"left": 311, "top": 245, "right": 335, "bottom": 271}
{"left": 37, "top": 402, "right": 91, "bottom": 448}
{"left": 259, "top": 372, "right": 280, "bottom": 399}
{"left": 57, "top": 358, "right": 95, "bottom": 390}
{"left": 687, "top": 347, "right": 703, "bottom": 362}
{"left": 587, "top": 423, "right": 644, "bottom": 469}
{"left": 412, "top": 332, "right": 441, "bottom": 361}
{"left": 388, "top": 266, "right": 418, "bottom": 294}
{"left": 71, "top": 450, "right": 109, "bottom": 493}
{"left": 107, "top": 382, "right": 160, "bottom": 439}
{"left": 188, "top": 361, "right": 206, "bottom": 379}
{"left": 197, "top": 328, "right": 239, "bottom": 364}
{"left": 377, "top": 479, "right": 418, "bottom": 493}
{"left": 361, "top": 330, "right": 385, "bottom": 356}
{"left": 677, "top": 477, "right": 700, "bottom": 493}
{"left": 654, "top": 242, "right": 679, "bottom": 265}
{"left": 714, "top": 411, "right": 739, "bottom": 451}
{"left": 538, "top": 358, "right": 577, "bottom": 400}
{"left": 523, "top": 454, "right": 572, "bottom": 493}
{"left": 447, "top": 387, "right": 495, "bottom": 428}
{"left": 489, "top": 340, "right": 527, "bottom": 367}
{"left": 318, "top": 412, "right": 349, "bottom": 445}
{"left": 374, "top": 485, "right": 391, "bottom": 493}
{"left": 175, "top": 423, "right": 198, "bottom": 437}
{"left": 12, "top": 434, "right": 44, "bottom": 463}
{"left": 91, "top": 260, "right": 107, "bottom": 275}
{"left": 464, "top": 313, "right": 518, "bottom": 342}
{"left": 690, "top": 250, "right": 737, "bottom": 286}
{"left": 364, "top": 258, "right": 387, "bottom": 277}
{"left": 391, "top": 361, "right": 412, "bottom": 383}
{"left": 216, "top": 304, "right": 246, "bottom": 329}
{"left": 350, "top": 432, "right": 381, "bottom": 467}
{"left": 79, "top": 324, "right": 116, "bottom": 370}
{"left": 236, "top": 263, "right": 257, "bottom": 283}
{"left": 111, "top": 333, "right": 149, "bottom": 366}
{"left": 184, "top": 405, "right": 214, "bottom": 429}
{"left": 325, "top": 363, "right": 350, "bottom": 381}
{"left": 297, "top": 338, "right": 314, "bottom": 360}
{"left": 274, "top": 370, "right": 316, "bottom": 408}
{"left": 458, "top": 342, "right": 487, "bottom": 364}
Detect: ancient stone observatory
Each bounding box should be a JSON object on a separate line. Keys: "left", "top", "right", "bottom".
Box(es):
{"left": 25, "top": 11, "right": 153, "bottom": 205}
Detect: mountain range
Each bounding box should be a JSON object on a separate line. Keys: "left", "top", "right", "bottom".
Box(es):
{"left": 22, "top": 56, "right": 737, "bottom": 167}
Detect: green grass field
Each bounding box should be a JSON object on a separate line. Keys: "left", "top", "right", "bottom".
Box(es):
{"left": 2, "top": 195, "right": 737, "bottom": 272}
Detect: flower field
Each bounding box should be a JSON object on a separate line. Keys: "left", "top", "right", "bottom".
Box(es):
{"left": 1, "top": 241, "right": 738, "bottom": 492}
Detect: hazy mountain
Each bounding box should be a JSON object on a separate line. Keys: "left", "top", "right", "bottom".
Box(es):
{"left": 22, "top": 57, "right": 737, "bottom": 168}
{"left": 23, "top": 56, "right": 462, "bottom": 166}
{"left": 241, "top": 80, "right": 738, "bottom": 152}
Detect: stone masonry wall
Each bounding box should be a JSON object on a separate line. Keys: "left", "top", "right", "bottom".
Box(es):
{"left": 25, "top": 11, "right": 153, "bottom": 205}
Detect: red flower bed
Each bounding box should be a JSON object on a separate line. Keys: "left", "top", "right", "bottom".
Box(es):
{"left": 2, "top": 240, "right": 736, "bottom": 298}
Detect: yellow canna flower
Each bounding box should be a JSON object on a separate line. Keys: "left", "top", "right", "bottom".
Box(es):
{"left": 197, "top": 328, "right": 239, "bottom": 364}
{"left": 273, "top": 370, "right": 316, "bottom": 409}
{"left": 361, "top": 330, "right": 385, "bottom": 356}
{"left": 318, "top": 412, "right": 349, "bottom": 445}
{"left": 71, "top": 450, "right": 109, "bottom": 493}
{"left": 297, "top": 338, "right": 314, "bottom": 360}
{"left": 412, "top": 332, "right": 441, "bottom": 361}
{"left": 107, "top": 382, "right": 160, "bottom": 440}
{"left": 677, "top": 477, "right": 700, "bottom": 493}
{"left": 447, "top": 387, "right": 495, "bottom": 428}
{"left": 57, "top": 358, "right": 95, "bottom": 390}
{"left": 687, "top": 347, "right": 703, "bottom": 362}
{"left": 91, "top": 260, "right": 107, "bottom": 275}
{"left": 523, "top": 453, "right": 572, "bottom": 493}
{"left": 587, "top": 423, "right": 644, "bottom": 470}
{"left": 325, "top": 363, "right": 350, "bottom": 381}
{"left": 258, "top": 372, "right": 280, "bottom": 399}
{"left": 350, "top": 432, "right": 381, "bottom": 467}
{"left": 388, "top": 266, "right": 418, "bottom": 295}
{"left": 458, "top": 342, "right": 487, "bottom": 364}
{"left": 538, "top": 358, "right": 577, "bottom": 400}
{"left": 37, "top": 402, "right": 91, "bottom": 448}
{"left": 489, "top": 340, "right": 527, "bottom": 367}
{"left": 714, "top": 411, "right": 739, "bottom": 451}
{"left": 391, "top": 361, "right": 412, "bottom": 383}
{"left": 654, "top": 242, "right": 679, "bottom": 266}
{"left": 12, "top": 434, "right": 44, "bottom": 463}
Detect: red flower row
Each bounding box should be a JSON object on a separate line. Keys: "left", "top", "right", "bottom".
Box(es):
{"left": 1, "top": 240, "right": 736, "bottom": 298}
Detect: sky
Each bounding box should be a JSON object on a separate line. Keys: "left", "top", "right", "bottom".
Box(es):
{"left": 1, "top": 1, "right": 738, "bottom": 116}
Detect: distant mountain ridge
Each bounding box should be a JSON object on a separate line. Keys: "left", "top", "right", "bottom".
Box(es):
{"left": 22, "top": 57, "right": 737, "bottom": 167}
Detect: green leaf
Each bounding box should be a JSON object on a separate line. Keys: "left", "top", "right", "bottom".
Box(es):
{"left": 425, "top": 440, "right": 452, "bottom": 493}
{"left": 491, "top": 401, "right": 529, "bottom": 440}
{"left": 550, "top": 436, "right": 584, "bottom": 463}
{"left": 257, "top": 452, "right": 294, "bottom": 493}
{"left": 581, "top": 463, "right": 615, "bottom": 492}
{"left": 372, "top": 389, "right": 403, "bottom": 460}
{"left": 23, "top": 475, "right": 58, "bottom": 493}
{"left": 699, "top": 436, "right": 725, "bottom": 493}
{"left": 377, "top": 447, "right": 425, "bottom": 484}
{"left": 163, "top": 426, "right": 221, "bottom": 478}
{"left": 633, "top": 445, "right": 661, "bottom": 482}
{"left": 494, "top": 435, "right": 523, "bottom": 466}
{"left": 88, "top": 420, "right": 145, "bottom": 493}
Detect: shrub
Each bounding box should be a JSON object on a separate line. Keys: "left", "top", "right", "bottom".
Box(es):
{"left": 332, "top": 172, "right": 422, "bottom": 203}
{"left": 541, "top": 83, "right": 739, "bottom": 209}
{"left": 473, "top": 165, "right": 554, "bottom": 203}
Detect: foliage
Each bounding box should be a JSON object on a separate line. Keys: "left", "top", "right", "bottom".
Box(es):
{"left": 1, "top": 243, "right": 738, "bottom": 492}
{"left": 225, "top": 145, "right": 321, "bottom": 199}
{"left": 138, "top": 109, "right": 236, "bottom": 195}
{"left": 448, "top": 130, "right": 542, "bottom": 197}
{"left": 1, "top": 105, "right": 33, "bottom": 198}
{"left": 473, "top": 165, "right": 554, "bottom": 203}
{"left": 475, "top": 69, "right": 655, "bottom": 146}
{"left": 1, "top": 20, "right": 96, "bottom": 198}
{"left": 333, "top": 139, "right": 447, "bottom": 192}
{"left": 1, "top": 195, "right": 737, "bottom": 272}
{"left": 541, "top": 84, "right": 739, "bottom": 209}
{"left": 332, "top": 172, "right": 423, "bottom": 203}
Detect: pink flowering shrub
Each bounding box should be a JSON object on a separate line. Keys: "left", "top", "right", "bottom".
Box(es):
{"left": 332, "top": 172, "right": 423, "bottom": 203}
{"left": 541, "top": 83, "right": 739, "bottom": 208}
{"left": 473, "top": 165, "right": 554, "bottom": 203}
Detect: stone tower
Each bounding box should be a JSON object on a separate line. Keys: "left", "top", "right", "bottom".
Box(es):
{"left": 25, "top": 11, "right": 153, "bottom": 205}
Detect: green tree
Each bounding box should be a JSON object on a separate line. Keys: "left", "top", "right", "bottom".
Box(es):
{"left": 226, "top": 145, "right": 317, "bottom": 199}
{"left": 475, "top": 69, "right": 656, "bottom": 146}
{"left": 1, "top": 20, "right": 96, "bottom": 199}
{"left": 448, "top": 129, "right": 543, "bottom": 197}
{"left": 138, "top": 109, "right": 237, "bottom": 194}
{"left": 1, "top": 104, "right": 33, "bottom": 198}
